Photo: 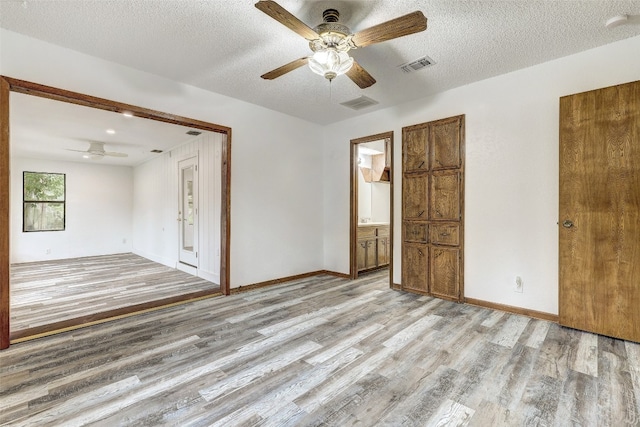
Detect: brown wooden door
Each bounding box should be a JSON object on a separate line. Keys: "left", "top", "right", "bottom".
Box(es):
{"left": 364, "top": 239, "right": 376, "bottom": 269}
{"left": 430, "top": 247, "right": 460, "bottom": 300}
{"left": 357, "top": 240, "right": 367, "bottom": 271}
{"left": 431, "top": 118, "right": 462, "bottom": 170}
{"left": 402, "top": 115, "right": 464, "bottom": 301}
{"left": 403, "top": 174, "right": 428, "bottom": 220}
{"left": 402, "top": 243, "right": 429, "bottom": 292}
{"left": 559, "top": 80, "right": 640, "bottom": 342}
{"left": 430, "top": 171, "right": 461, "bottom": 221}
{"left": 403, "top": 127, "right": 429, "bottom": 172}
{"left": 357, "top": 238, "right": 377, "bottom": 271}
{"left": 377, "top": 237, "right": 388, "bottom": 266}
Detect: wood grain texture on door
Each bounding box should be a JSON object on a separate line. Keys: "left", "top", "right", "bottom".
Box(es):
{"left": 403, "top": 127, "right": 429, "bottom": 172}
{"left": 430, "top": 247, "right": 460, "bottom": 299}
{"left": 402, "top": 115, "right": 464, "bottom": 301}
{"left": 559, "top": 80, "right": 640, "bottom": 343}
{"left": 430, "top": 171, "right": 461, "bottom": 221}
{"left": 402, "top": 174, "right": 428, "bottom": 220}
{"left": 402, "top": 243, "right": 429, "bottom": 292}
{"left": 431, "top": 119, "right": 462, "bottom": 170}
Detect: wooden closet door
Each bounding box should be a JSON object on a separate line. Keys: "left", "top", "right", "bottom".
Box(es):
{"left": 403, "top": 126, "right": 429, "bottom": 172}
{"left": 430, "top": 171, "right": 460, "bottom": 221}
{"left": 403, "top": 174, "right": 428, "bottom": 220}
{"left": 430, "top": 247, "right": 460, "bottom": 299}
{"left": 559, "top": 80, "right": 640, "bottom": 342}
{"left": 402, "top": 115, "right": 464, "bottom": 301}
{"left": 402, "top": 243, "right": 429, "bottom": 292}
{"left": 431, "top": 118, "right": 462, "bottom": 170}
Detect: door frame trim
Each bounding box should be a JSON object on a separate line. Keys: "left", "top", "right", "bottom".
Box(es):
{"left": 349, "top": 131, "right": 394, "bottom": 287}
{"left": 0, "top": 76, "right": 232, "bottom": 349}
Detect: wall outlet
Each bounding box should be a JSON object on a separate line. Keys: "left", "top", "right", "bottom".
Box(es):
{"left": 515, "top": 276, "right": 523, "bottom": 293}
{"left": 122, "top": 238, "right": 127, "bottom": 244}
{"left": 45, "top": 248, "right": 51, "bottom": 255}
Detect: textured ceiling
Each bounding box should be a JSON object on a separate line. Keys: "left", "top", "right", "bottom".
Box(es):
{"left": 2, "top": 0, "right": 640, "bottom": 126}
{"left": 10, "top": 92, "right": 211, "bottom": 165}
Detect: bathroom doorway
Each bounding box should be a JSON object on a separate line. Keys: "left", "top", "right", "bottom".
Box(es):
{"left": 350, "top": 131, "right": 394, "bottom": 287}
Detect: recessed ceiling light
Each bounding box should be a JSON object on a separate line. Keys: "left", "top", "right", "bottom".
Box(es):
{"left": 122, "top": 112, "right": 134, "bottom": 118}
{"left": 106, "top": 129, "right": 116, "bottom": 135}
{"left": 82, "top": 154, "right": 90, "bottom": 159}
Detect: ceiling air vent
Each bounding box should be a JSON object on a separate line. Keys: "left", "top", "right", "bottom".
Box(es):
{"left": 399, "top": 55, "right": 435, "bottom": 73}
{"left": 186, "top": 130, "right": 202, "bottom": 136}
{"left": 150, "top": 149, "right": 163, "bottom": 153}
{"left": 340, "top": 96, "right": 379, "bottom": 111}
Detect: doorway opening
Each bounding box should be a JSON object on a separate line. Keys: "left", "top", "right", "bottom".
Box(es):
{"left": 350, "top": 131, "right": 394, "bottom": 287}
{"left": 0, "top": 77, "right": 232, "bottom": 349}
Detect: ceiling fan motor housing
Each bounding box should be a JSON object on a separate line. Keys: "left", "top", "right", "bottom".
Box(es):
{"left": 310, "top": 8, "right": 352, "bottom": 53}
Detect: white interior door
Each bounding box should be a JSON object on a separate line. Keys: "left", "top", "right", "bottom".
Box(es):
{"left": 178, "top": 156, "right": 198, "bottom": 267}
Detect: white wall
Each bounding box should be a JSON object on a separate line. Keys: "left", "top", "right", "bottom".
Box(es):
{"left": 357, "top": 161, "right": 372, "bottom": 222}
{"left": 357, "top": 172, "right": 391, "bottom": 224}
{"left": 357, "top": 140, "right": 391, "bottom": 224}
{"left": 4, "top": 27, "right": 639, "bottom": 306}
{"left": 1, "top": 29, "right": 325, "bottom": 288}
{"left": 323, "top": 35, "right": 640, "bottom": 315}
{"left": 10, "top": 157, "right": 132, "bottom": 263}
{"left": 132, "top": 132, "right": 223, "bottom": 283}
{"left": 370, "top": 183, "right": 390, "bottom": 223}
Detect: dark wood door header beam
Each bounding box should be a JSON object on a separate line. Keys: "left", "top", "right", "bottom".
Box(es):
{"left": 2, "top": 76, "right": 231, "bottom": 134}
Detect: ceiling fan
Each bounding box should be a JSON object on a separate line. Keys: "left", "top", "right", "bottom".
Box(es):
{"left": 255, "top": 0, "right": 427, "bottom": 88}
{"left": 67, "top": 141, "right": 128, "bottom": 160}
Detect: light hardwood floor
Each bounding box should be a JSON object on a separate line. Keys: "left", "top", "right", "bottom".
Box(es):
{"left": 10, "top": 253, "right": 218, "bottom": 332}
{"left": 1, "top": 271, "right": 639, "bottom": 426}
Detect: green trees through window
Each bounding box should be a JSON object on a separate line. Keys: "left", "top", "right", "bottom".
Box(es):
{"left": 23, "top": 171, "right": 66, "bottom": 232}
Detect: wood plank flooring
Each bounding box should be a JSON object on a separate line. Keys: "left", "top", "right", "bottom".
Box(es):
{"left": 1, "top": 271, "right": 639, "bottom": 426}
{"left": 10, "top": 253, "right": 218, "bottom": 332}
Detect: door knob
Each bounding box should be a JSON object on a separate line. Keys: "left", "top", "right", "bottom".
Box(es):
{"left": 562, "top": 220, "right": 574, "bottom": 228}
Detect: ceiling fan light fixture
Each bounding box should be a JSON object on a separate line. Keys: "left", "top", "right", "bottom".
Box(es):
{"left": 308, "top": 48, "right": 353, "bottom": 81}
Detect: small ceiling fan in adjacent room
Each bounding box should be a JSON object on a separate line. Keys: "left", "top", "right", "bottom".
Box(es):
{"left": 255, "top": 0, "right": 428, "bottom": 88}
{"left": 67, "top": 141, "right": 128, "bottom": 160}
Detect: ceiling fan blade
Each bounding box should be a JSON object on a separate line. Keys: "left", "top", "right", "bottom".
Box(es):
{"left": 255, "top": 1, "right": 319, "bottom": 41}
{"left": 351, "top": 11, "right": 427, "bottom": 48}
{"left": 65, "top": 149, "right": 88, "bottom": 153}
{"left": 346, "top": 60, "right": 376, "bottom": 89}
{"left": 261, "top": 57, "right": 309, "bottom": 80}
{"left": 104, "top": 152, "right": 128, "bottom": 158}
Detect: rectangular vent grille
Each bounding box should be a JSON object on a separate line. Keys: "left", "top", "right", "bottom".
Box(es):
{"left": 186, "top": 130, "right": 202, "bottom": 136}
{"left": 399, "top": 55, "right": 435, "bottom": 73}
{"left": 340, "top": 96, "right": 379, "bottom": 111}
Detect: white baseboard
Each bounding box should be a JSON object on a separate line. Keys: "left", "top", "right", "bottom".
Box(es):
{"left": 133, "top": 249, "right": 218, "bottom": 284}
{"left": 198, "top": 269, "right": 220, "bottom": 285}
{"left": 132, "top": 249, "right": 176, "bottom": 269}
